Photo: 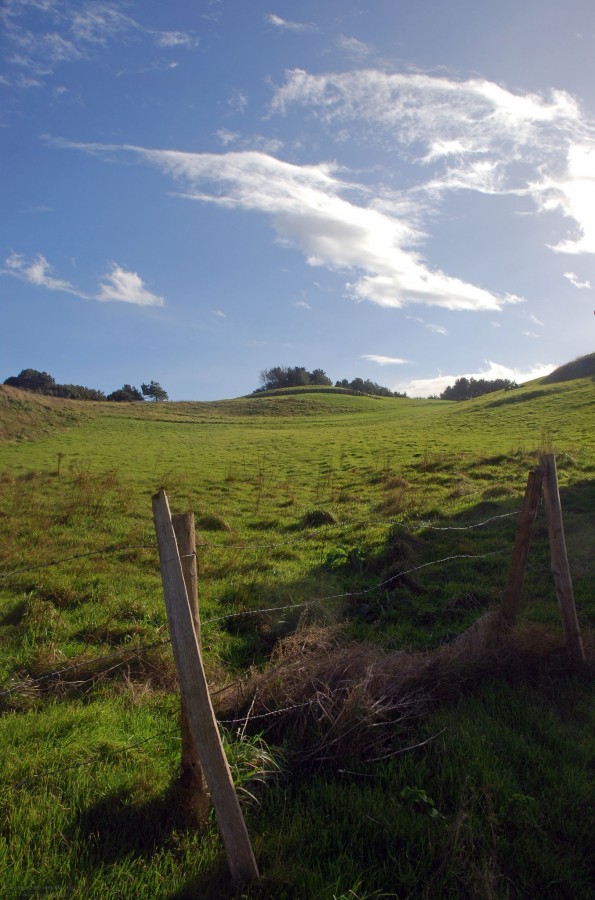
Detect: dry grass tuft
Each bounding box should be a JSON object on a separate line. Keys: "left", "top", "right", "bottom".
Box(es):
{"left": 216, "top": 616, "right": 592, "bottom": 766}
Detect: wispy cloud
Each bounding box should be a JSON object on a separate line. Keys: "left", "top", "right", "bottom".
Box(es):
{"left": 2, "top": 251, "right": 164, "bottom": 306}
{"left": 406, "top": 315, "right": 448, "bottom": 335}
{"left": 293, "top": 299, "right": 312, "bottom": 309}
{"left": 396, "top": 360, "right": 556, "bottom": 398}
{"left": 563, "top": 271, "right": 591, "bottom": 289}
{"left": 265, "top": 14, "right": 317, "bottom": 34}
{"left": 152, "top": 30, "right": 199, "bottom": 50}
{"left": 1, "top": 1, "right": 198, "bottom": 86}
{"left": 270, "top": 68, "right": 595, "bottom": 258}
{"left": 211, "top": 308, "right": 227, "bottom": 317}
{"left": 3, "top": 250, "right": 81, "bottom": 295}
{"left": 336, "top": 35, "right": 370, "bottom": 61}
{"left": 361, "top": 354, "right": 410, "bottom": 365}
{"left": 529, "top": 313, "right": 544, "bottom": 327}
{"left": 19, "top": 204, "right": 54, "bottom": 214}
{"left": 96, "top": 264, "right": 164, "bottom": 306}
{"left": 227, "top": 88, "right": 248, "bottom": 113}
{"left": 56, "top": 139, "right": 521, "bottom": 314}
{"left": 216, "top": 129, "right": 239, "bottom": 146}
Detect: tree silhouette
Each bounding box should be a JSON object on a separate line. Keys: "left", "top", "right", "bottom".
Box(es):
{"left": 141, "top": 381, "right": 168, "bottom": 401}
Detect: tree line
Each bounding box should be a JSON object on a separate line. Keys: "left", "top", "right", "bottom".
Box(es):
{"left": 3, "top": 369, "right": 168, "bottom": 402}
{"left": 256, "top": 366, "right": 407, "bottom": 397}
{"left": 438, "top": 376, "right": 518, "bottom": 401}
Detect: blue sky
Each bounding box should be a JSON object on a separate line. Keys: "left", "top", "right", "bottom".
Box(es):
{"left": 1, "top": 0, "right": 594, "bottom": 400}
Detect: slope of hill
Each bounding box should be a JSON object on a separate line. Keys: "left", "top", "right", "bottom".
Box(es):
{"left": 541, "top": 351, "right": 595, "bottom": 383}
{"left": 0, "top": 384, "right": 89, "bottom": 443}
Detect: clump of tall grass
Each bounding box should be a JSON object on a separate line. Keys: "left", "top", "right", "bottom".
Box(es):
{"left": 216, "top": 615, "right": 592, "bottom": 766}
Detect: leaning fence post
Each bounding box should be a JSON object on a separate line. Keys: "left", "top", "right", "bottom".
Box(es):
{"left": 172, "top": 511, "right": 209, "bottom": 824}
{"left": 500, "top": 468, "right": 544, "bottom": 627}
{"left": 540, "top": 454, "right": 585, "bottom": 663}
{"left": 153, "top": 489, "right": 259, "bottom": 884}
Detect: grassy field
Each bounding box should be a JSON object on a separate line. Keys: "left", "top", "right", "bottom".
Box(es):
{"left": 0, "top": 371, "right": 593, "bottom": 898}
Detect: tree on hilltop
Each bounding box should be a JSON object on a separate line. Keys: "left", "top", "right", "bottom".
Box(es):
{"left": 258, "top": 366, "right": 332, "bottom": 391}
{"left": 107, "top": 384, "right": 143, "bottom": 402}
{"left": 439, "top": 377, "right": 518, "bottom": 401}
{"left": 141, "top": 380, "right": 168, "bottom": 401}
{"left": 4, "top": 368, "right": 56, "bottom": 393}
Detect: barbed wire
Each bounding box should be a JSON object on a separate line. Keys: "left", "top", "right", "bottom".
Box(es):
{"left": 0, "top": 544, "right": 157, "bottom": 580}
{"left": 0, "top": 541, "right": 511, "bottom": 699}
{"left": 201, "top": 547, "right": 509, "bottom": 628}
{"left": 413, "top": 511, "right": 519, "bottom": 531}
{"left": 5, "top": 699, "right": 332, "bottom": 792}
{"left": 0, "top": 505, "right": 521, "bottom": 581}
{"left": 0, "top": 638, "right": 170, "bottom": 698}
{"left": 218, "top": 698, "right": 319, "bottom": 726}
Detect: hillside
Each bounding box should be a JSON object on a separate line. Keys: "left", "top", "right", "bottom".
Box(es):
{"left": 0, "top": 384, "right": 89, "bottom": 443}
{"left": 541, "top": 351, "right": 595, "bottom": 383}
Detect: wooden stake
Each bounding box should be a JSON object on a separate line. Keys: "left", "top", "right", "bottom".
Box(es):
{"left": 541, "top": 454, "right": 585, "bottom": 663}
{"left": 500, "top": 468, "right": 544, "bottom": 627}
{"left": 172, "top": 511, "right": 209, "bottom": 825}
{"left": 153, "top": 490, "right": 259, "bottom": 884}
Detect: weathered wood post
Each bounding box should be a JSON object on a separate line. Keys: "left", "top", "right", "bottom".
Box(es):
{"left": 500, "top": 468, "right": 544, "bottom": 627}
{"left": 153, "top": 489, "right": 259, "bottom": 884}
{"left": 172, "top": 511, "right": 209, "bottom": 824}
{"left": 540, "top": 454, "right": 585, "bottom": 663}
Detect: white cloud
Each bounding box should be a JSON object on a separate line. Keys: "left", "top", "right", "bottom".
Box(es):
{"left": 361, "top": 355, "right": 410, "bottom": 366}
{"left": 563, "top": 271, "right": 591, "bottom": 289}
{"left": 529, "top": 313, "right": 544, "bottom": 326}
{"left": 533, "top": 145, "right": 595, "bottom": 254}
{"left": 96, "top": 264, "right": 164, "bottom": 306}
{"left": 265, "top": 14, "right": 317, "bottom": 33}
{"left": 396, "top": 360, "right": 556, "bottom": 397}
{"left": 270, "top": 68, "right": 595, "bottom": 256}
{"left": 293, "top": 299, "right": 312, "bottom": 309}
{"left": 70, "top": 142, "right": 517, "bottom": 312}
{"left": 522, "top": 330, "right": 540, "bottom": 338}
{"left": 211, "top": 308, "right": 227, "bottom": 317}
{"left": 2, "top": 251, "right": 163, "bottom": 306}
{"left": 2, "top": 250, "right": 80, "bottom": 293}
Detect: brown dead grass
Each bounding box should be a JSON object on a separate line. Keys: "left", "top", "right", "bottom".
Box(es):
{"left": 215, "top": 614, "right": 592, "bottom": 765}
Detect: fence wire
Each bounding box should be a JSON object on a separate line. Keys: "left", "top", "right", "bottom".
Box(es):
{"left": 0, "top": 505, "right": 522, "bottom": 581}
{"left": 1, "top": 541, "right": 511, "bottom": 701}
{"left": 6, "top": 728, "right": 180, "bottom": 791}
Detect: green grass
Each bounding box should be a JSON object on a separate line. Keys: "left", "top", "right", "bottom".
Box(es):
{"left": 0, "top": 376, "right": 593, "bottom": 897}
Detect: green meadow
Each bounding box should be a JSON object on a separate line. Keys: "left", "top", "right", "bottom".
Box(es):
{"left": 0, "top": 368, "right": 593, "bottom": 899}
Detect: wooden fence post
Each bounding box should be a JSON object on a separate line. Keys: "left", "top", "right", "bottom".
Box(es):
{"left": 500, "top": 468, "right": 544, "bottom": 627}
{"left": 172, "top": 511, "right": 209, "bottom": 824}
{"left": 153, "top": 489, "right": 259, "bottom": 884}
{"left": 540, "top": 454, "right": 585, "bottom": 663}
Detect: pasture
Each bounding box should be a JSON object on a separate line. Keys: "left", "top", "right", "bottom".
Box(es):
{"left": 0, "top": 374, "right": 593, "bottom": 898}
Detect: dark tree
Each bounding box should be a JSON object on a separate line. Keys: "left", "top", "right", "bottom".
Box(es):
{"left": 309, "top": 368, "right": 333, "bottom": 386}
{"left": 107, "top": 384, "right": 144, "bottom": 402}
{"left": 4, "top": 368, "right": 56, "bottom": 393}
{"left": 141, "top": 381, "right": 168, "bottom": 401}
